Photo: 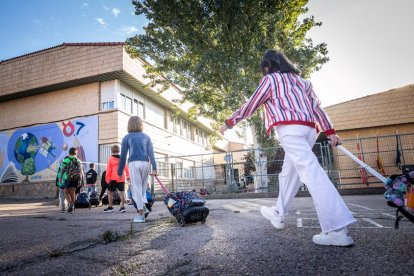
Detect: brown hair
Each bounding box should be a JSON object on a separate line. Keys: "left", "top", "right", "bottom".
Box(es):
{"left": 111, "top": 144, "right": 120, "bottom": 154}
{"left": 127, "top": 116, "right": 143, "bottom": 133}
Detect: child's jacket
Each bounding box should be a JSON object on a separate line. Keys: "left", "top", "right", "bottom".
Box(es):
{"left": 106, "top": 155, "right": 129, "bottom": 183}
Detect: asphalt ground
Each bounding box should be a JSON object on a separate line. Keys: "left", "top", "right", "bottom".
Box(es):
{"left": 0, "top": 195, "right": 413, "bottom": 275}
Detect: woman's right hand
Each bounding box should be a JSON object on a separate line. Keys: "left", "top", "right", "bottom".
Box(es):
{"left": 328, "top": 134, "right": 342, "bottom": 146}
{"left": 219, "top": 124, "right": 227, "bottom": 135}
{"left": 150, "top": 171, "right": 157, "bottom": 176}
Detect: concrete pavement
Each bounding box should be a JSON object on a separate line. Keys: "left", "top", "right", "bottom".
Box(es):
{"left": 0, "top": 195, "right": 413, "bottom": 275}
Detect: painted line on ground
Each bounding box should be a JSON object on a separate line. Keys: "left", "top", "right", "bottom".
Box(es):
{"left": 349, "top": 203, "right": 373, "bottom": 210}
{"left": 381, "top": 213, "right": 395, "bottom": 218}
{"left": 362, "top": 218, "right": 384, "bottom": 228}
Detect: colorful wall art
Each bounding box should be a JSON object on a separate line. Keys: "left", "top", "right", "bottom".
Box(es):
{"left": 0, "top": 115, "right": 98, "bottom": 183}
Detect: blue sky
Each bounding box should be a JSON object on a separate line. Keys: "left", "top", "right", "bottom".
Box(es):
{"left": 0, "top": 0, "right": 146, "bottom": 60}
{"left": 1, "top": 0, "right": 413, "bottom": 107}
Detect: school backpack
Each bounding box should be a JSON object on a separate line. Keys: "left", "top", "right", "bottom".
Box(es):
{"left": 65, "top": 156, "right": 81, "bottom": 181}
{"left": 75, "top": 192, "right": 91, "bottom": 209}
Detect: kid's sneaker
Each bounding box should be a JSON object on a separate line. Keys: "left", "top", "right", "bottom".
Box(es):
{"left": 260, "top": 206, "right": 284, "bottom": 229}
{"left": 104, "top": 207, "right": 114, "bottom": 213}
{"left": 67, "top": 203, "right": 74, "bottom": 213}
{"left": 119, "top": 207, "right": 126, "bottom": 213}
{"left": 133, "top": 215, "right": 145, "bottom": 223}
{"left": 312, "top": 227, "right": 354, "bottom": 247}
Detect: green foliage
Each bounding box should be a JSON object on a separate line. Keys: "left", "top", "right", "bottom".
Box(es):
{"left": 127, "top": 0, "right": 328, "bottom": 143}
{"left": 101, "top": 230, "right": 122, "bottom": 243}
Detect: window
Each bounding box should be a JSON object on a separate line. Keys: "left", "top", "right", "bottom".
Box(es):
{"left": 138, "top": 102, "right": 145, "bottom": 119}
{"left": 175, "top": 161, "right": 183, "bottom": 178}
{"left": 183, "top": 121, "right": 188, "bottom": 139}
{"left": 133, "top": 99, "right": 138, "bottom": 115}
{"left": 102, "top": 101, "right": 114, "bottom": 110}
{"left": 120, "top": 94, "right": 126, "bottom": 111}
{"left": 125, "top": 96, "right": 132, "bottom": 114}
{"left": 157, "top": 160, "right": 168, "bottom": 177}
{"left": 183, "top": 160, "right": 195, "bottom": 179}
{"left": 203, "top": 133, "right": 209, "bottom": 147}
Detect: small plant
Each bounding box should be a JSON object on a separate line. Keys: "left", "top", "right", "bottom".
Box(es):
{"left": 101, "top": 229, "right": 122, "bottom": 244}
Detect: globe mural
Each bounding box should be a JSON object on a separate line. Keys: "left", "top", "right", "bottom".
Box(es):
{"left": 14, "top": 133, "right": 38, "bottom": 181}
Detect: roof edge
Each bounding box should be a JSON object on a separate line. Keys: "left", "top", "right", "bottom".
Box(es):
{"left": 0, "top": 42, "right": 125, "bottom": 63}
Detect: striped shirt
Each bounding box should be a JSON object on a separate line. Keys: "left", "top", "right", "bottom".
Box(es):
{"left": 225, "top": 72, "right": 336, "bottom": 136}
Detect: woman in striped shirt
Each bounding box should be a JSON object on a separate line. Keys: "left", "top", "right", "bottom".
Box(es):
{"left": 219, "top": 50, "right": 356, "bottom": 247}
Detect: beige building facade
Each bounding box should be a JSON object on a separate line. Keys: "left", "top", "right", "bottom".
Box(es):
{"left": 0, "top": 43, "right": 216, "bottom": 197}
{"left": 324, "top": 85, "right": 414, "bottom": 187}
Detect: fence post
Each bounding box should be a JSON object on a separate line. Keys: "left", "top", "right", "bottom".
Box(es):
{"left": 201, "top": 154, "right": 205, "bottom": 188}
{"left": 170, "top": 163, "right": 175, "bottom": 192}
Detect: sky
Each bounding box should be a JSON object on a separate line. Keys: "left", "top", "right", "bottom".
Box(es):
{"left": 0, "top": 0, "right": 413, "bottom": 108}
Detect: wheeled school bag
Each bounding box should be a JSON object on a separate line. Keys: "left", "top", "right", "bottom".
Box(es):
{"left": 89, "top": 191, "right": 100, "bottom": 206}
{"left": 335, "top": 145, "right": 414, "bottom": 228}
{"left": 75, "top": 192, "right": 91, "bottom": 209}
{"left": 154, "top": 175, "right": 209, "bottom": 227}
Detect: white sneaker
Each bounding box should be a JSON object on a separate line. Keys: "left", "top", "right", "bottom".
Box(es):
{"left": 312, "top": 228, "right": 354, "bottom": 247}
{"left": 260, "top": 206, "right": 284, "bottom": 229}
{"left": 133, "top": 215, "right": 145, "bottom": 223}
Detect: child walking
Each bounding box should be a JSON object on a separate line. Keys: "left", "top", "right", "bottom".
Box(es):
{"left": 219, "top": 50, "right": 356, "bottom": 246}
{"left": 105, "top": 145, "right": 129, "bottom": 213}
{"left": 118, "top": 116, "right": 157, "bottom": 223}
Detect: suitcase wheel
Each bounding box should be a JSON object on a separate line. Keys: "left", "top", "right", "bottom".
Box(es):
{"left": 178, "top": 218, "right": 186, "bottom": 227}
{"left": 201, "top": 219, "right": 206, "bottom": 224}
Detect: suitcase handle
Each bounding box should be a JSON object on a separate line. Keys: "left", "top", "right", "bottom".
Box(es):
{"left": 153, "top": 175, "right": 169, "bottom": 194}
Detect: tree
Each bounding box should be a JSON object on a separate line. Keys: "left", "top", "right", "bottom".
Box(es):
{"left": 127, "top": 0, "right": 329, "bottom": 191}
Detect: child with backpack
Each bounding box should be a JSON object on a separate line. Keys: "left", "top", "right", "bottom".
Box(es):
{"left": 104, "top": 144, "right": 129, "bottom": 213}
{"left": 59, "top": 147, "right": 84, "bottom": 213}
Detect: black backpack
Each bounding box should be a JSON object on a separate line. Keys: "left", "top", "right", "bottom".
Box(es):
{"left": 75, "top": 192, "right": 91, "bottom": 208}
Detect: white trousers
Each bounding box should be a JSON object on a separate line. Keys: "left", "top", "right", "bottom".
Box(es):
{"left": 275, "top": 125, "right": 355, "bottom": 232}
{"left": 129, "top": 161, "right": 150, "bottom": 210}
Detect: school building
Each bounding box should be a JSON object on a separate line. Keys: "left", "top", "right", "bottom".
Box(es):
{"left": 0, "top": 42, "right": 226, "bottom": 197}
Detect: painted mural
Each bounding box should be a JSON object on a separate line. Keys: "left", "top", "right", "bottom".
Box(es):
{"left": 0, "top": 115, "right": 98, "bottom": 183}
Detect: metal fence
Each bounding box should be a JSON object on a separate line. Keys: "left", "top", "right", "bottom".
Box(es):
{"left": 153, "top": 133, "right": 414, "bottom": 195}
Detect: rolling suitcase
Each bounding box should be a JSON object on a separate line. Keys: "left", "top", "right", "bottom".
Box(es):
{"left": 154, "top": 175, "right": 209, "bottom": 227}
{"left": 336, "top": 145, "right": 414, "bottom": 228}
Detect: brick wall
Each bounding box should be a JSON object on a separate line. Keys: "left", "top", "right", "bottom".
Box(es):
{"left": 0, "top": 181, "right": 56, "bottom": 198}
{"left": 0, "top": 83, "right": 100, "bottom": 130}
{"left": 0, "top": 44, "right": 123, "bottom": 98}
